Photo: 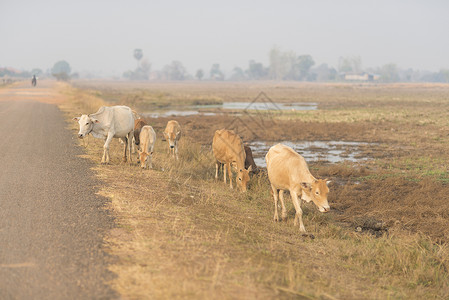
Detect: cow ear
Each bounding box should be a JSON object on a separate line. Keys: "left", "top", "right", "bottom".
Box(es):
{"left": 91, "top": 118, "right": 99, "bottom": 123}
{"left": 300, "top": 182, "right": 311, "bottom": 189}
{"left": 326, "top": 180, "right": 332, "bottom": 186}
{"left": 73, "top": 117, "right": 80, "bottom": 121}
{"left": 247, "top": 165, "right": 252, "bottom": 172}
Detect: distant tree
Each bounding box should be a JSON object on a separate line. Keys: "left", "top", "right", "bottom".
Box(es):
{"left": 379, "top": 63, "right": 399, "bottom": 82}
{"left": 439, "top": 69, "right": 449, "bottom": 82}
{"left": 338, "top": 56, "right": 362, "bottom": 74}
{"left": 296, "top": 55, "right": 315, "bottom": 80}
{"left": 162, "top": 60, "right": 187, "bottom": 80}
{"left": 419, "top": 69, "right": 449, "bottom": 83}
{"left": 269, "top": 47, "right": 316, "bottom": 81}
{"left": 210, "top": 64, "right": 224, "bottom": 80}
{"left": 312, "top": 64, "right": 337, "bottom": 82}
{"left": 140, "top": 59, "right": 151, "bottom": 78}
{"left": 269, "top": 47, "right": 294, "bottom": 80}
{"left": 51, "top": 60, "right": 71, "bottom": 81}
{"left": 134, "top": 49, "right": 143, "bottom": 68}
{"left": 123, "top": 50, "right": 151, "bottom": 80}
{"left": 196, "top": 69, "right": 204, "bottom": 80}
{"left": 230, "top": 67, "right": 246, "bottom": 81}
{"left": 122, "top": 70, "right": 133, "bottom": 79}
{"left": 283, "top": 54, "right": 315, "bottom": 81}
{"left": 246, "top": 60, "right": 268, "bottom": 80}
{"left": 269, "top": 47, "right": 282, "bottom": 80}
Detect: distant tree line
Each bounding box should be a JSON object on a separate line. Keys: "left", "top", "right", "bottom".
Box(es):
{"left": 0, "top": 60, "right": 77, "bottom": 82}
{"left": 121, "top": 47, "right": 449, "bottom": 83}
{"left": 3, "top": 47, "right": 449, "bottom": 83}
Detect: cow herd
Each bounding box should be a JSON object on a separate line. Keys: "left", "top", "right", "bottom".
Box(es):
{"left": 74, "top": 105, "right": 331, "bottom": 233}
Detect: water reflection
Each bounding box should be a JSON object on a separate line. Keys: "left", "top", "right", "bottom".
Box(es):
{"left": 248, "top": 141, "right": 372, "bottom": 167}
{"left": 143, "top": 101, "right": 317, "bottom": 118}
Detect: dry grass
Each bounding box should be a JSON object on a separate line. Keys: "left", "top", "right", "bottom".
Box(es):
{"left": 57, "top": 82, "right": 449, "bottom": 299}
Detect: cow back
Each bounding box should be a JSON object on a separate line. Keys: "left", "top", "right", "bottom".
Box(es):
{"left": 266, "top": 143, "right": 314, "bottom": 190}
{"left": 212, "top": 129, "right": 246, "bottom": 167}
{"left": 139, "top": 125, "right": 156, "bottom": 153}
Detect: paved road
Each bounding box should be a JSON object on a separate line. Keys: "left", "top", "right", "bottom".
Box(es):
{"left": 0, "top": 82, "right": 117, "bottom": 299}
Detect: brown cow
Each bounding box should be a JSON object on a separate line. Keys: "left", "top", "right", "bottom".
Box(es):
{"left": 133, "top": 118, "right": 147, "bottom": 147}
{"left": 163, "top": 120, "right": 181, "bottom": 159}
{"left": 266, "top": 143, "right": 330, "bottom": 232}
{"left": 212, "top": 129, "right": 252, "bottom": 192}
{"left": 244, "top": 145, "right": 258, "bottom": 173}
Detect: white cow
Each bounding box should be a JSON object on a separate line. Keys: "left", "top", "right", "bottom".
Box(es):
{"left": 73, "top": 106, "right": 134, "bottom": 164}
{"left": 138, "top": 125, "right": 156, "bottom": 169}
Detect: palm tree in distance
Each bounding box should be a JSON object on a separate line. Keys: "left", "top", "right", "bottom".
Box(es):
{"left": 134, "top": 49, "right": 143, "bottom": 69}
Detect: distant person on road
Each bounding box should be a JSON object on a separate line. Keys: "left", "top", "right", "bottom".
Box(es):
{"left": 31, "top": 75, "right": 37, "bottom": 87}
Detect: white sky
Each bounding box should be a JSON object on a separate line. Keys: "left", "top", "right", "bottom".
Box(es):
{"left": 1, "top": 0, "right": 448, "bottom": 76}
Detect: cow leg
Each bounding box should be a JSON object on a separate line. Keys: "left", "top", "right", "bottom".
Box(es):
{"left": 131, "top": 136, "right": 136, "bottom": 154}
{"left": 175, "top": 142, "right": 179, "bottom": 160}
{"left": 271, "top": 185, "right": 280, "bottom": 222}
{"left": 215, "top": 162, "right": 219, "bottom": 180}
{"left": 290, "top": 190, "right": 306, "bottom": 232}
{"left": 127, "top": 131, "right": 133, "bottom": 163}
{"left": 223, "top": 162, "right": 227, "bottom": 184}
{"left": 279, "top": 190, "right": 288, "bottom": 220}
{"left": 121, "top": 137, "right": 128, "bottom": 163}
{"left": 102, "top": 132, "right": 114, "bottom": 164}
{"left": 227, "top": 163, "right": 233, "bottom": 189}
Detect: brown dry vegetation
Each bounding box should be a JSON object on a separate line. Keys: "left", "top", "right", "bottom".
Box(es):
{"left": 61, "top": 81, "right": 449, "bottom": 299}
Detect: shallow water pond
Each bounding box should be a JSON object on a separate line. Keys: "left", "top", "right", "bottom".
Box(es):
{"left": 143, "top": 101, "right": 317, "bottom": 118}
{"left": 248, "top": 140, "right": 373, "bottom": 167}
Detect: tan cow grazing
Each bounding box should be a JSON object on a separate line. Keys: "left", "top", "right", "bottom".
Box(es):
{"left": 163, "top": 120, "right": 181, "bottom": 159}
{"left": 212, "top": 129, "right": 252, "bottom": 192}
{"left": 138, "top": 125, "right": 156, "bottom": 169}
{"left": 265, "top": 143, "right": 330, "bottom": 232}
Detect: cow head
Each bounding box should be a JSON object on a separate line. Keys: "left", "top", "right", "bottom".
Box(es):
{"left": 139, "top": 151, "right": 152, "bottom": 169}
{"left": 300, "top": 179, "right": 331, "bottom": 212}
{"left": 73, "top": 115, "right": 99, "bottom": 138}
{"left": 237, "top": 165, "right": 252, "bottom": 192}
{"left": 163, "top": 130, "right": 181, "bottom": 149}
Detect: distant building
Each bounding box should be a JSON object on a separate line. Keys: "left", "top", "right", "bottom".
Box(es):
{"left": 343, "top": 72, "right": 379, "bottom": 82}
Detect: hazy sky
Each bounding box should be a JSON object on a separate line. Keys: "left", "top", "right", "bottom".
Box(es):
{"left": 1, "top": 0, "right": 448, "bottom": 76}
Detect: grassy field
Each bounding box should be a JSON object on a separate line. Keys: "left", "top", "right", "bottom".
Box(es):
{"left": 61, "top": 80, "right": 449, "bottom": 299}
